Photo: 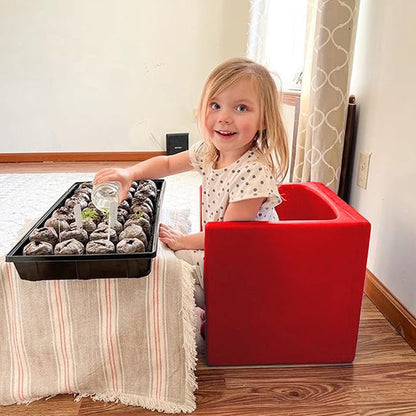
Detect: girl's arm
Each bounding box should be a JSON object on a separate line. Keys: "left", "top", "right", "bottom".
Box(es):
{"left": 160, "top": 198, "right": 266, "bottom": 251}
{"left": 223, "top": 197, "right": 266, "bottom": 221}
{"left": 126, "top": 150, "right": 193, "bottom": 181}
{"left": 94, "top": 150, "right": 193, "bottom": 200}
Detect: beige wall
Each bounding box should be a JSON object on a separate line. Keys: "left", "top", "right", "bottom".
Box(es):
{"left": 350, "top": 0, "right": 416, "bottom": 316}
{"left": 0, "top": 0, "right": 249, "bottom": 152}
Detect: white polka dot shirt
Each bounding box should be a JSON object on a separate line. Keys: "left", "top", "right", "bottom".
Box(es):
{"left": 189, "top": 142, "right": 282, "bottom": 227}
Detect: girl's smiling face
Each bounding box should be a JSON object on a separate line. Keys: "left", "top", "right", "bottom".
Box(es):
{"left": 205, "top": 77, "right": 261, "bottom": 164}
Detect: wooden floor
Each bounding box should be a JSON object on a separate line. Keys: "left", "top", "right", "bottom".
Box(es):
{"left": 1, "top": 296, "right": 416, "bottom": 416}
{"left": 2, "top": 162, "right": 416, "bottom": 415}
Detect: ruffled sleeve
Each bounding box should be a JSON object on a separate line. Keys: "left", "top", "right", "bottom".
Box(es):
{"left": 188, "top": 141, "right": 206, "bottom": 175}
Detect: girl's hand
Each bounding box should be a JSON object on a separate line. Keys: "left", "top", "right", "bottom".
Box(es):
{"left": 93, "top": 168, "right": 134, "bottom": 201}
{"left": 159, "top": 223, "right": 186, "bottom": 251}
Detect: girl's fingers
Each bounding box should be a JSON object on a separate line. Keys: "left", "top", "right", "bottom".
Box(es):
{"left": 93, "top": 168, "right": 133, "bottom": 201}
{"left": 159, "top": 223, "right": 172, "bottom": 234}
{"left": 159, "top": 224, "right": 184, "bottom": 251}
{"left": 94, "top": 168, "right": 131, "bottom": 185}
{"left": 93, "top": 168, "right": 116, "bottom": 182}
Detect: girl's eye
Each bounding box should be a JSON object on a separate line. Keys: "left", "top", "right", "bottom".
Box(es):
{"left": 236, "top": 104, "right": 248, "bottom": 112}
{"left": 210, "top": 102, "right": 220, "bottom": 110}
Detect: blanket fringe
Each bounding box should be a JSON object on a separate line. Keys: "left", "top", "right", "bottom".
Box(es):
{"left": 180, "top": 261, "right": 199, "bottom": 412}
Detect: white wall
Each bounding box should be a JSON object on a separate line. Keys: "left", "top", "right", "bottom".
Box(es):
{"left": 0, "top": 0, "right": 249, "bottom": 152}
{"left": 350, "top": 0, "right": 416, "bottom": 316}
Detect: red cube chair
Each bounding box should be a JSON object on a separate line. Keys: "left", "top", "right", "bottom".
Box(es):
{"left": 203, "top": 182, "right": 371, "bottom": 366}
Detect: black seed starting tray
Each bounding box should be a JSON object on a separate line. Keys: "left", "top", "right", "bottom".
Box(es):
{"left": 6, "top": 180, "right": 165, "bottom": 281}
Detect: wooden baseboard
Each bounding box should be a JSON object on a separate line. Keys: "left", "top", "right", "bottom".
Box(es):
{"left": 364, "top": 269, "right": 416, "bottom": 352}
{"left": 0, "top": 151, "right": 166, "bottom": 163}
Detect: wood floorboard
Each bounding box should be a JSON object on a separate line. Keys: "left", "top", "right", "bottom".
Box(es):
{"left": 1, "top": 162, "right": 416, "bottom": 415}
{"left": 0, "top": 394, "right": 81, "bottom": 415}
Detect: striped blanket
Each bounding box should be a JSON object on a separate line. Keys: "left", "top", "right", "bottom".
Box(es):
{"left": 0, "top": 172, "right": 200, "bottom": 413}
{"left": 0, "top": 244, "right": 197, "bottom": 412}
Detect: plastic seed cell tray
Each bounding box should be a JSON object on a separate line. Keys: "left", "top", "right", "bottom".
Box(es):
{"left": 6, "top": 180, "right": 165, "bottom": 281}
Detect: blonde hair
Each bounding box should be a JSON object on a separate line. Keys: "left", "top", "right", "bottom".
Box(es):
{"left": 197, "top": 57, "right": 289, "bottom": 183}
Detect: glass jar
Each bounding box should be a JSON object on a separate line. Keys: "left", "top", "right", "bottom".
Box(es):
{"left": 91, "top": 181, "right": 121, "bottom": 212}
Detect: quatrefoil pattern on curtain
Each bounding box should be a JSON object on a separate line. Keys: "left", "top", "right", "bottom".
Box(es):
{"left": 293, "top": 0, "right": 359, "bottom": 192}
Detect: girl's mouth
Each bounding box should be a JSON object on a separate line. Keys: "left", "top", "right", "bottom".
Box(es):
{"left": 215, "top": 130, "right": 237, "bottom": 138}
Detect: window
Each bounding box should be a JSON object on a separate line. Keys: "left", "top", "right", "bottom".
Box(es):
{"left": 248, "top": 0, "right": 308, "bottom": 92}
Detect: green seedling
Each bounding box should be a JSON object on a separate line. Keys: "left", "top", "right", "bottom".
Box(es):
{"left": 82, "top": 208, "right": 100, "bottom": 221}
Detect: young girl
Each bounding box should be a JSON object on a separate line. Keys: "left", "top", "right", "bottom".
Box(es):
{"left": 94, "top": 57, "right": 289, "bottom": 307}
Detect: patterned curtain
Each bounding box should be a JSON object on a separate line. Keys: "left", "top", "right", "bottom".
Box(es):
{"left": 293, "top": 0, "right": 360, "bottom": 192}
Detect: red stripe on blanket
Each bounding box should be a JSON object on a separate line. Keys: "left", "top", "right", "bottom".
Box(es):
{"left": 54, "top": 281, "right": 71, "bottom": 392}
{"left": 105, "top": 280, "right": 118, "bottom": 391}
{"left": 152, "top": 258, "right": 162, "bottom": 398}
{"left": 6, "top": 263, "right": 25, "bottom": 402}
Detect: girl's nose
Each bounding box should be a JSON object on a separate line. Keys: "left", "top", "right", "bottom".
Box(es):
{"left": 218, "top": 110, "right": 232, "bottom": 124}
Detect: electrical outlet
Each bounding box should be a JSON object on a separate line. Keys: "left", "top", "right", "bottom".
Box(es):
{"left": 357, "top": 152, "right": 371, "bottom": 189}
